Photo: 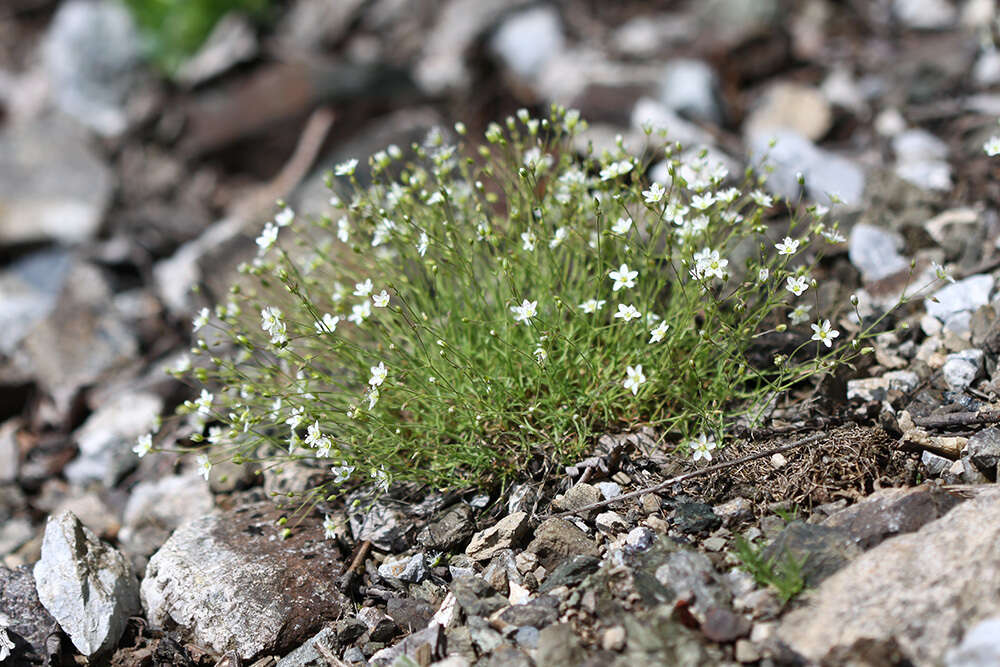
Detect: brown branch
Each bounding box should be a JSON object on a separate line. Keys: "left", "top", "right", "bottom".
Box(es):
{"left": 547, "top": 432, "right": 827, "bottom": 519}
{"left": 912, "top": 410, "right": 1000, "bottom": 430}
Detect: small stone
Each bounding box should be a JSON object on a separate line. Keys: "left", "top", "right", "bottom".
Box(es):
{"left": 537, "top": 555, "right": 600, "bottom": 594}
{"left": 762, "top": 522, "right": 862, "bottom": 588}
{"left": 596, "top": 481, "right": 622, "bottom": 500}
{"left": 640, "top": 493, "right": 662, "bottom": 514}
{"left": 658, "top": 59, "right": 723, "bottom": 124}
{"left": 418, "top": 503, "right": 475, "bottom": 552}
{"left": 34, "top": 512, "right": 140, "bottom": 656}
{"left": 368, "top": 623, "right": 442, "bottom": 666}
{"left": 450, "top": 576, "right": 508, "bottom": 618}
{"left": 377, "top": 553, "right": 427, "bottom": 584}
{"left": 703, "top": 536, "right": 728, "bottom": 552}
{"left": 626, "top": 527, "right": 656, "bottom": 550}
{"left": 0, "top": 565, "right": 60, "bottom": 664}
{"left": 595, "top": 511, "right": 628, "bottom": 534}
{"left": 735, "top": 638, "right": 761, "bottom": 662}
{"left": 748, "top": 129, "right": 865, "bottom": 207}
{"left": 275, "top": 626, "right": 337, "bottom": 667}
{"left": 673, "top": 498, "right": 721, "bottom": 534}
{"left": 849, "top": 224, "right": 908, "bottom": 283}
{"left": 942, "top": 349, "right": 985, "bottom": 391}
{"left": 552, "top": 483, "right": 601, "bottom": 516}
{"left": 967, "top": 427, "right": 1000, "bottom": 480}
{"left": 921, "top": 450, "right": 952, "bottom": 476}
{"left": 894, "top": 0, "right": 956, "bottom": 29}
{"left": 602, "top": 625, "right": 626, "bottom": 652}
{"left": 357, "top": 607, "right": 398, "bottom": 643}
{"left": 465, "top": 512, "right": 531, "bottom": 561}
{"left": 744, "top": 82, "right": 832, "bottom": 141}
{"left": 535, "top": 623, "right": 585, "bottom": 667}
{"left": 498, "top": 595, "right": 560, "bottom": 629}
{"left": 714, "top": 497, "right": 753, "bottom": 527}
{"left": 822, "top": 486, "right": 963, "bottom": 549}
{"left": 514, "top": 625, "right": 540, "bottom": 649}
{"left": 525, "top": 518, "right": 600, "bottom": 570}
{"left": 489, "top": 5, "right": 565, "bottom": 81}
{"left": 119, "top": 472, "right": 214, "bottom": 561}
{"left": 925, "top": 275, "right": 994, "bottom": 322}
{"left": 701, "top": 607, "right": 751, "bottom": 643}
{"left": 944, "top": 616, "right": 1000, "bottom": 666}
{"left": 770, "top": 453, "right": 788, "bottom": 469}
{"left": 355, "top": 500, "right": 411, "bottom": 553}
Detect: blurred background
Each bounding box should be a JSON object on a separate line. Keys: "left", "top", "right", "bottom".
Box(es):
{"left": 1, "top": 0, "right": 999, "bottom": 603}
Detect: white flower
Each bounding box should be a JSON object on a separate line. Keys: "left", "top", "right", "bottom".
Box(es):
{"left": 369, "top": 361, "right": 387, "bottom": 386}
{"left": 609, "top": 263, "right": 638, "bottom": 291}
{"left": 275, "top": 206, "right": 294, "bottom": 227}
{"left": 372, "top": 218, "right": 396, "bottom": 246}
{"left": 649, "top": 320, "right": 670, "bottom": 344}
{"left": 305, "top": 421, "right": 323, "bottom": 447}
{"left": 373, "top": 290, "right": 390, "bottom": 308}
{"left": 196, "top": 454, "right": 212, "bottom": 480}
{"left": 427, "top": 191, "right": 445, "bottom": 205}
{"left": 260, "top": 306, "right": 287, "bottom": 345}
{"left": 984, "top": 136, "right": 1000, "bottom": 157}
{"left": 789, "top": 303, "right": 812, "bottom": 325}
{"left": 614, "top": 304, "right": 642, "bottom": 322}
{"left": 717, "top": 187, "right": 741, "bottom": 203}
{"left": 758, "top": 268, "right": 770, "bottom": 282}
{"left": 335, "top": 158, "right": 358, "bottom": 176}
{"left": 337, "top": 217, "right": 350, "bottom": 243}
{"left": 810, "top": 319, "right": 840, "bottom": 348}
{"left": 510, "top": 299, "right": 538, "bottom": 323}
{"left": 286, "top": 406, "right": 305, "bottom": 429}
{"left": 695, "top": 248, "right": 728, "bottom": 280}
{"left": 331, "top": 464, "right": 355, "bottom": 484}
{"left": 353, "top": 279, "right": 374, "bottom": 297}
{"left": 367, "top": 388, "right": 379, "bottom": 410}
{"left": 821, "top": 228, "right": 846, "bottom": 244}
{"left": 932, "top": 261, "right": 955, "bottom": 284}
{"left": 690, "top": 434, "right": 717, "bottom": 462}
{"left": 172, "top": 354, "right": 192, "bottom": 374}
{"left": 133, "top": 433, "right": 153, "bottom": 458}
{"left": 323, "top": 514, "right": 339, "bottom": 539}
{"left": 195, "top": 389, "right": 213, "bottom": 415}
{"left": 256, "top": 222, "right": 278, "bottom": 253}
{"left": 751, "top": 189, "right": 774, "bottom": 207}
{"left": 642, "top": 182, "right": 665, "bottom": 203}
{"left": 579, "top": 299, "right": 606, "bottom": 314}
{"left": 775, "top": 237, "right": 800, "bottom": 255}
{"left": 521, "top": 231, "right": 537, "bottom": 252}
{"left": 623, "top": 364, "right": 646, "bottom": 395}
{"left": 192, "top": 307, "right": 210, "bottom": 332}
{"left": 549, "top": 227, "right": 568, "bottom": 248}
{"left": 0, "top": 623, "right": 13, "bottom": 662}
{"left": 533, "top": 347, "right": 547, "bottom": 363}
{"left": 417, "top": 232, "right": 429, "bottom": 256}
{"left": 371, "top": 465, "right": 390, "bottom": 492}
{"left": 600, "top": 160, "right": 633, "bottom": 181}
{"left": 786, "top": 276, "right": 809, "bottom": 296}
{"left": 611, "top": 217, "right": 632, "bottom": 235}
{"left": 690, "top": 193, "right": 715, "bottom": 210}
{"left": 348, "top": 300, "right": 372, "bottom": 325}
{"left": 813, "top": 204, "right": 830, "bottom": 218}
{"left": 315, "top": 313, "right": 340, "bottom": 334}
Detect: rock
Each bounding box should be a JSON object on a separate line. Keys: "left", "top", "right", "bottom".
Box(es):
{"left": 967, "top": 427, "right": 1000, "bottom": 480}
{"left": 357, "top": 606, "right": 398, "bottom": 643}
{"left": 274, "top": 625, "right": 336, "bottom": 667}
{"left": 0, "top": 250, "right": 73, "bottom": 358}
{"left": 822, "top": 486, "right": 964, "bottom": 549}
{"left": 744, "top": 82, "right": 832, "bottom": 142}
{"left": 489, "top": 5, "right": 565, "bottom": 81}
{"left": 370, "top": 623, "right": 444, "bottom": 666}
{"left": 506, "top": 484, "right": 536, "bottom": 515}
{"left": 0, "top": 117, "right": 112, "bottom": 245}
{"left": 386, "top": 596, "right": 435, "bottom": 633}
{"left": 0, "top": 519, "right": 34, "bottom": 557}
{"left": 208, "top": 459, "right": 259, "bottom": 493}
{"left": 942, "top": 349, "right": 985, "bottom": 391}
{"left": 42, "top": 0, "right": 141, "bottom": 136}
{"left": 538, "top": 554, "right": 601, "bottom": 593}
{"left": 596, "top": 481, "right": 622, "bottom": 500}
{"left": 658, "top": 59, "right": 723, "bottom": 125}
{"left": 0, "top": 565, "right": 60, "bottom": 664}
{"left": 893, "top": 0, "right": 957, "bottom": 29}
{"left": 713, "top": 497, "right": 753, "bottom": 527}
{"left": 141, "top": 503, "right": 347, "bottom": 660}
{"left": 467, "top": 615, "right": 503, "bottom": 654}
{"left": 525, "top": 518, "right": 600, "bottom": 571}
{"left": 535, "top": 623, "right": 585, "bottom": 667}
{"left": 602, "top": 625, "right": 627, "bottom": 652}
{"left": 64, "top": 391, "right": 163, "bottom": 487}
{"left": 51, "top": 490, "right": 119, "bottom": 539}
{"left": 617, "top": 605, "right": 715, "bottom": 665}
{"left": 418, "top": 503, "right": 475, "bottom": 552}
{"left": 450, "top": 575, "right": 508, "bottom": 617}
{"left": 275, "top": 0, "right": 365, "bottom": 52}
{"left": 894, "top": 128, "right": 948, "bottom": 162}
{"left": 552, "top": 483, "right": 601, "bottom": 517}
{"left": 33, "top": 512, "right": 140, "bottom": 657}
{"left": 176, "top": 13, "right": 258, "bottom": 86}
{"left": 465, "top": 512, "right": 531, "bottom": 561}
{"left": 945, "top": 616, "right": 1000, "bottom": 667}
{"left": 748, "top": 129, "right": 865, "bottom": 207}
{"left": 974, "top": 49, "right": 1000, "bottom": 88}
{"left": 378, "top": 553, "right": 427, "bottom": 584}
{"left": 925, "top": 275, "right": 994, "bottom": 322}
{"left": 353, "top": 499, "right": 412, "bottom": 553}
{"left": 118, "top": 473, "right": 214, "bottom": 561}
{"left": 652, "top": 548, "right": 731, "bottom": 618}
{"left": 846, "top": 370, "right": 920, "bottom": 402}
{"left": 631, "top": 97, "right": 716, "bottom": 148}
{"left": 672, "top": 498, "right": 721, "bottom": 534}
{"left": 596, "top": 511, "right": 628, "bottom": 534}
{"left": 848, "top": 224, "right": 908, "bottom": 283}
{"left": 701, "top": 607, "right": 751, "bottom": 643}
{"left": 896, "top": 157, "right": 952, "bottom": 192}
{"left": 776, "top": 488, "right": 1000, "bottom": 664}
{"left": 762, "top": 522, "right": 861, "bottom": 587}
{"left": 921, "top": 450, "right": 952, "bottom": 476}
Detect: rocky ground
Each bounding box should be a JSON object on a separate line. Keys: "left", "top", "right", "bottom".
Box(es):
{"left": 3, "top": 0, "right": 1000, "bottom": 665}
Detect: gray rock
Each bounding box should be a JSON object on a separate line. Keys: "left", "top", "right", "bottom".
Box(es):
{"left": 893, "top": 0, "right": 956, "bottom": 29}
{"left": 943, "top": 349, "right": 985, "bottom": 391}
{"left": 945, "top": 616, "right": 1000, "bottom": 667}
{"left": 974, "top": 49, "right": 1000, "bottom": 88}
{"left": 64, "top": 391, "right": 162, "bottom": 487}
{"left": 0, "top": 118, "right": 112, "bottom": 245}
{"left": 0, "top": 518, "right": 34, "bottom": 557}
{"left": 762, "top": 522, "right": 861, "bottom": 587}
{"left": 42, "top": 0, "right": 141, "bottom": 136}
{"left": 748, "top": 129, "right": 865, "bottom": 207}
{"left": 896, "top": 159, "right": 952, "bottom": 191}
{"left": 370, "top": 623, "right": 444, "bottom": 666}
{"left": 821, "top": 486, "right": 964, "bottom": 549}
{"left": 616, "top": 605, "right": 714, "bottom": 666}
{"left": 208, "top": 459, "right": 260, "bottom": 493}
{"left": 141, "top": 503, "right": 347, "bottom": 660}
{"left": 925, "top": 275, "right": 994, "bottom": 322}
{"left": 274, "top": 625, "right": 336, "bottom": 667}
{"left": 357, "top": 606, "right": 398, "bottom": 643}
{"left": 658, "top": 59, "right": 723, "bottom": 124}
{"left": 672, "top": 498, "right": 721, "bottom": 534}
{"left": 498, "top": 595, "right": 559, "bottom": 629}
{"left": 507, "top": 484, "right": 536, "bottom": 515}
{"left": 354, "top": 500, "right": 412, "bottom": 553}
{"left": 596, "top": 481, "right": 622, "bottom": 500}
{"left": 417, "top": 503, "right": 475, "bottom": 552}
{"left": 701, "top": 607, "right": 751, "bottom": 643}
{"left": 465, "top": 512, "right": 531, "bottom": 561}
{"left": 535, "top": 623, "right": 585, "bottom": 667}
{"left": 377, "top": 553, "right": 427, "bottom": 584}
{"left": 744, "top": 82, "right": 832, "bottom": 141}
{"left": 118, "top": 472, "right": 214, "bottom": 560}
{"left": 921, "top": 450, "right": 952, "bottom": 476}
{"left": 385, "top": 596, "right": 435, "bottom": 633}
{"left": 482, "top": 549, "right": 520, "bottom": 595}
{"left": 967, "top": 427, "right": 1000, "bottom": 480}
{"left": 33, "top": 512, "right": 140, "bottom": 657}
{"left": 713, "top": 497, "right": 753, "bottom": 527}
{"left": 0, "top": 250, "right": 73, "bottom": 357}
{"left": 552, "top": 483, "right": 601, "bottom": 517}
{"left": 848, "top": 224, "right": 908, "bottom": 282}
{"left": 538, "top": 555, "right": 601, "bottom": 593}
{"left": 653, "top": 549, "right": 731, "bottom": 618}
{"left": 489, "top": 5, "right": 565, "bottom": 80}
{"left": 0, "top": 565, "right": 60, "bottom": 664}
{"left": 776, "top": 487, "right": 1000, "bottom": 665}
{"left": 596, "top": 511, "right": 628, "bottom": 534}
{"left": 525, "top": 518, "right": 600, "bottom": 571}
{"left": 0, "top": 420, "right": 20, "bottom": 484}
{"left": 275, "top": 0, "right": 365, "bottom": 52}
{"left": 632, "top": 97, "right": 716, "bottom": 148}
{"left": 450, "top": 575, "right": 507, "bottom": 617}
{"left": 846, "top": 370, "right": 920, "bottom": 402}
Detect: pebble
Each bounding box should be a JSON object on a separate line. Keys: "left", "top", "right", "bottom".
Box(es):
{"left": 925, "top": 275, "right": 994, "bottom": 322}
{"left": 967, "top": 427, "right": 1000, "bottom": 479}
{"left": 744, "top": 82, "right": 832, "bottom": 141}
{"left": 848, "top": 224, "right": 908, "bottom": 282}
{"left": 489, "top": 5, "right": 565, "bottom": 80}
{"left": 747, "top": 129, "right": 865, "bottom": 207}
{"left": 595, "top": 511, "right": 628, "bottom": 534}
{"left": 601, "top": 625, "right": 626, "bottom": 652}
{"left": 377, "top": 553, "right": 428, "bottom": 584}
{"left": 944, "top": 616, "right": 1000, "bottom": 667}
{"left": 465, "top": 512, "right": 531, "bottom": 561}
{"left": 893, "top": 0, "right": 956, "bottom": 29}
{"left": 921, "top": 450, "right": 952, "bottom": 476}
{"left": 596, "top": 481, "right": 622, "bottom": 500}
{"left": 658, "top": 59, "right": 723, "bottom": 124}
{"left": 942, "top": 349, "right": 985, "bottom": 391}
